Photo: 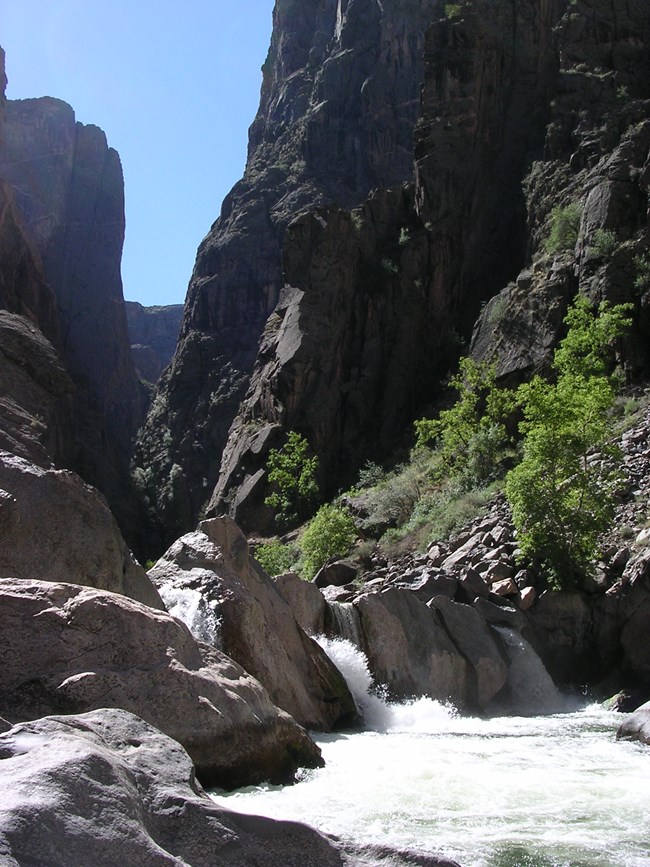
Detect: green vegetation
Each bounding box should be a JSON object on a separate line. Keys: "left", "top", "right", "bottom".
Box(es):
{"left": 545, "top": 202, "right": 581, "bottom": 254}
{"left": 254, "top": 541, "right": 299, "bottom": 576}
{"left": 299, "top": 505, "right": 357, "bottom": 580}
{"left": 591, "top": 228, "right": 617, "bottom": 257}
{"left": 444, "top": 3, "right": 462, "bottom": 17}
{"left": 414, "top": 358, "right": 515, "bottom": 489}
{"left": 506, "top": 295, "right": 632, "bottom": 587}
{"left": 634, "top": 251, "right": 650, "bottom": 290}
{"left": 398, "top": 227, "right": 410, "bottom": 246}
{"left": 264, "top": 431, "right": 319, "bottom": 528}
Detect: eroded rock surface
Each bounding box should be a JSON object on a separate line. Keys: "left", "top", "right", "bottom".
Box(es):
{"left": 0, "top": 451, "right": 161, "bottom": 609}
{"left": 0, "top": 578, "right": 322, "bottom": 788}
{"left": 149, "top": 517, "right": 358, "bottom": 731}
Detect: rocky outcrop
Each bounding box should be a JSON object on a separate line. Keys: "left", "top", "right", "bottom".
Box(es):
{"left": 471, "top": 0, "right": 650, "bottom": 380}
{"left": 0, "top": 709, "right": 339, "bottom": 867}
{"left": 208, "top": 190, "right": 441, "bottom": 529}
{"left": 125, "top": 300, "right": 184, "bottom": 383}
{"left": 0, "top": 451, "right": 162, "bottom": 608}
{"left": 0, "top": 578, "right": 322, "bottom": 788}
{"left": 0, "top": 92, "right": 146, "bottom": 541}
{"left": 149, "top": 516, "right": 359, "bottom": 731}
{"left": 0, "top": 313, "right": 74, "bottom": 468}
{"left": 133, "top": 0, "right": 438, "bottom": 547}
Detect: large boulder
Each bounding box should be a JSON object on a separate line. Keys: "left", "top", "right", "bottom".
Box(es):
{"left": 616, "top": 701, "right": 650, "bottom": 746}
{"left": 273, "top": 571, "right": 328, "bottom": 636}
{"left": 0, "top": 451, "right": 162, "bottom": 609}
{"left": 0, "top": 709, "right": 344, "bottom": 867}
{"left": 149, "top": 517, "right": 359, "bottom": 732}
{"left": 428, "top": 596, "right": 509, "bottom": 709}
{"left": 0, "top": 578, "right": 322, "bottom": 788}
{"left": 354, "top": 589, "right": 470, "bottom": 708}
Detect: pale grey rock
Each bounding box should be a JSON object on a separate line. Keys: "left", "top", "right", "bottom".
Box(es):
{"left": 616, "top": 700, "right": 650, "bottom": 745}
{"left": 149, "top": 517, "right": 358, "bottom": 731}
{"left": 0, "top": 577, "right": 322, "bottom": 788}
{"left": 355, "top": 589, "right": 470, "bottom": 707}
{"left": 0, "top": 709, "right": 344, "bottom": 867}
{"left": 273, "top": 572, "right": 328, "bottom": 636}
{"left": 0, "top": 450, "right": 162, "bottom": 609}
{"left": 428, "top": 597, "right": 508, "bottom": 710}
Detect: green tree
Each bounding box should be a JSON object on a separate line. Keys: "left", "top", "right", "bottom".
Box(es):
{"left": 505, "top": 294, "right": 632, "bottom": 587}
{"left": 414, "top": 357, "right": 515, "bottom": 488}
{"left": 299, "top": 505, "right": 357, "bottom": 580}
{"left": 545, "top": 202, "right": 581, "bottom": 254}
{"left": 264, "top": 431, "right": 319, "bottom": 528}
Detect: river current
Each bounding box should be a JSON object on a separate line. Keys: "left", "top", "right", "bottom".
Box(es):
{"left": 211, "top": 638, "right": 650, "bottom": 867}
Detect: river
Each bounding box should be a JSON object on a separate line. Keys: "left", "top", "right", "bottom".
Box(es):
{"left": 211, "top": 638, "right": 650, "bottom": 867}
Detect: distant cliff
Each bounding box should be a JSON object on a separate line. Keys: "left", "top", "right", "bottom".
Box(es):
{"left": 0, "top": 61, "right": 146, "bottom": 540}
{"left": 125, "top": 301, "right": 184, "bottom": 384}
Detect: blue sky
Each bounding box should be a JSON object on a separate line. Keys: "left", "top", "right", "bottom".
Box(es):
{"left": 2, "top": 0, "right": 275, "bottom": 306}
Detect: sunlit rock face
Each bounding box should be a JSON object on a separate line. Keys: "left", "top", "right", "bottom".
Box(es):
{"left": 134, "top": 0, "right": 437, "bottom": 548}
{"left": 0, "top": 91, "right": 146, "bottom": 539}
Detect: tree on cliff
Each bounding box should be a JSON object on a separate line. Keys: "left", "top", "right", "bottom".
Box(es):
{"left": 264, "top": 431, "right": 319, "bottom": 528}
{"left": 506, "top": 295, "right": 632, "bottom": 587}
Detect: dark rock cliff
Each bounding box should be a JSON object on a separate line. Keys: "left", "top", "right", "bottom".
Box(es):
{"left": 134, "top": 0, "right": 437, "bottom": 547}
{"left": 0, "top": 81, "right": 147, "bottom": 541}
{"left": 125, "top": 301, "right": 184, "bottom": 384}
{"left": 211, "top": 0, "right": 650, "bottom": 530}
{"left": 470, "top": 0, "right": 650, "bottom": 380}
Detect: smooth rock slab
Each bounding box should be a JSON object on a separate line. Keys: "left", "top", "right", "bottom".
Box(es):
{"left": 0, "top": 578, "right": 321, "bottom": 788}
{"left": 0, "top": 450, "right": 162, "bottom": 609}
{"left": 0, "top": 709, "right": 343, "bottom": 867}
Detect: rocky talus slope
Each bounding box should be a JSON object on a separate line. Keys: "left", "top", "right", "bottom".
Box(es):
{"left": 293, "top": 397, "right": 650, "bottom": 705}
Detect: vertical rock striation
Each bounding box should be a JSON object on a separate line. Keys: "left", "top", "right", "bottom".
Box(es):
{"left": 134, "top": 0, "right": 437, "bottom": 547}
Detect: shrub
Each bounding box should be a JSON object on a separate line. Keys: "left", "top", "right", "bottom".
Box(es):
{"left": 254, "top": 542, "right": 299, "bottom": 577}
{"left": 634, "top": 252, "right": 650, "bottom": 290}
{"left": 444, "top": 3, "right": 462, "bottom": 17}
{"left": 299, "top": 505, "right": 357, "bottom": 580}
{"left": 505, "top": 294, "right": 632, "bottom": 587}
{"left": 545, "top": 202, "right": 581, "bottom": 254}
{"left": 264, "top": 431, "right": 319, "bottom": 528}
{"left": 591, "top": 228, "right": 617, "bottom": 257}
{"left": 414, "top": 358, "right": 515, "bottom": 489}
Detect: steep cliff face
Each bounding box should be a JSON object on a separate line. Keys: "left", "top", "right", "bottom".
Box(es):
{"left": 470, "top": 0, "right": 650, "bottom": 379}
{"left": 125, "top": 301, "right": 184, "bottom": 384}
{"left": 134, "top": 0, "right": 437, "bottom": 546}
{"left": 0, "top": 92, "right": 146, "bottom": 532}
{"left": 209, "top": 0, "right": 570, "bottom": 527}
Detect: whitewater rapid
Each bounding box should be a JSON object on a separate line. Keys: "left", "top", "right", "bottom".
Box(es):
{"left": 211, "top": 637, "right": 650, "bottom": 867}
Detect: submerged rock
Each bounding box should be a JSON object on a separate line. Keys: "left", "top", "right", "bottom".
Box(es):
{"left": 0, "top": 577, "right": 322, "bottom": 788}
{"left": 616, "top": 700, "right": 650, "bottom": 745}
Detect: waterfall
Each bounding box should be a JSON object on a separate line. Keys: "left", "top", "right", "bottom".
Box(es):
{"left": 316, "top": 635, "right": 455, "bottom": 733}
{"left": 328, "top": 601, "right": 362, "bottom": 647}
{"left": 158, "top": 583, "right": 220, "bottom": 646}
{"left": 492, "top": 626, "right": 569, "bottom": 715}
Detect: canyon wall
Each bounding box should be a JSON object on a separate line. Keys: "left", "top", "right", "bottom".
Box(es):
{"left": 133, "top": 0, "right": 438, "bottom": 546}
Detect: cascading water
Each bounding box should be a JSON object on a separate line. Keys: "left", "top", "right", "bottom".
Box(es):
{"left": 316, "top": 635, "right": 455, "bottom": 732}
{"left": 489, "top": 626, "right": 570, "bottom": 715}
{"left": 157, "top": 582, "right": 220, "bottom": 645}
{"left": 327, "top": 601, "right": 363, "bottom": 647}
{"left": 212, "top": 634, "right": 650, "bottom": 867}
